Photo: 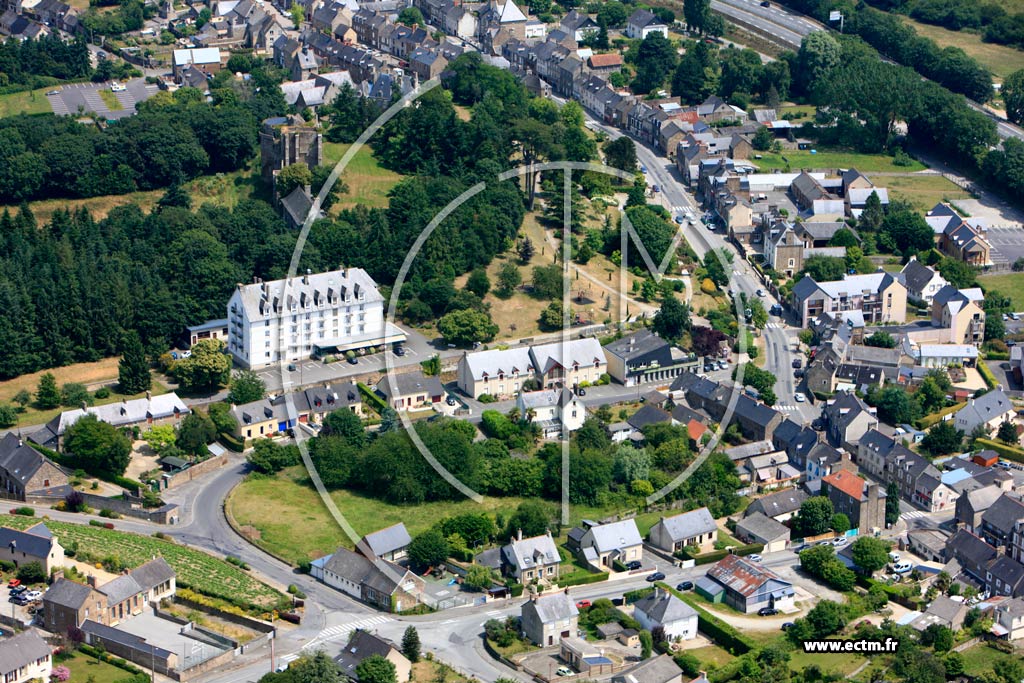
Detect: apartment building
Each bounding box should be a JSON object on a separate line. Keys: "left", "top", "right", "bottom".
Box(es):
{"left": 227, "top": 268, "right": 405, "bottom": 369}
{"left": 791, "top": 272, "right": 907, "bottom": 328}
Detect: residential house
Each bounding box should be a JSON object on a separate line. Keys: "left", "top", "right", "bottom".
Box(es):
{"left": 856, "top": 429, "right": 897, "bottom": 480}
{"left": 731, "top": 394, "right": 784, "bottom": 442}
{"left": 956, "top": 485, "right": 1005, "bottom": 534}
{"left": 186, "top": 319, "right": 229, "bottom": 348}
{"left": 100, "top": 557, "right": 177, "bottom": 626}
{"left": 899, "top": 257, "right": 948, "bottom": 305}
{"left": 823, "top": 392, "right": 879, "bottom": 452}
{"left": 945, "top": 529, "right": 999, "bottom": 583}
{"left": 602, "top": 329, "right": 698, "bottom": 386}
{"left": 648, "top": 508, "right": 718, "bottom": 554}
{"left": 356, "top": 523, "right": 411, "bottom": 562}
{"left": 987, "top": 554, "right": 1024, "bottom": 597}
{"left": 698, "top": 554, "right": 795, "bottom": 614}
{"left": 0, "top": 434, "right": 67, "bottom": 500}
{"left": 376, "top": 371, "right": 444, "bottom": 411}
{"left": 804, "top": 346, "right": 842, "bottom": 396}
{"left": 312, "top": 548, "right": 424, "bottom": 612}
{"left": 625, "top": 8, "right": 667, "bottom": 39}
{"left": 917, "top": 344, "right": 980, "bottom": 368}
{"left": 931, "top": 285, "right": 986, "bottom": 346}
{"left": 43, "top": 578, "right": 108, "bottom": 633}
{"left": 834, "top": 364, "right": 886, "bottom": 394}
{"left": 172, "top": 47, "right": 225, "bottom": 82}
{"left": 906, "top": 528, "right": 948, "bottom": 562}
{"left": 577, "top": 519, "right": 642, "bottom": 570}
{"left": 334, "top": 630, "right": 412, "bottom": 682}
{"left": 311, "top": 1, "right": 354, "bottom": 36}
{"left": 993, "top": 597, "right": 1024, "bottom": 641}
{"left": 791, "top": 272, "right": 907, "bottom": 328}
{"left": 521, "top": 591, "right": 579, "bottom": 646}
{"left": 633, "top": 588, "right": 699, "bottom": 641}
{"left": 246, "top": 10, "right": 289, "bottom": 54}
{"left": 560, "top": 9, "right": 598, "bottom": 41}
{"left": 910, "top": 595, "right": 969, "bottom": 632}
{"left": 500, "top": 530, "right": 560, "bottom": 583}
{"left": 456, "top": 347, "right": 535, "bottom": 399}
{"left": 954, "top": 390, "right": 1014, "bottom": 437}
{"left": 696, "top": 94, "right": 748, "bottom": 123}
{"left": 821, "top": 470, "right": 886, "bottom": 533}
{"left": 980, "top": 493, "right": 1024, "bottom": 549}
{"left": 928, "top": 203, "right": 992, "bottom": 267}
{"left": 0, "top": 631, "right": 52, "bottom": 683}
{"left": 530, "top": 338, "right": 607, "bottom": 390}
{"left": 516, "top": 388, "right": 586, "bottom": 438}
{"left": 612, "top": 654, "right": 684, "bottom": 683}
{"left": 408, "top": 46, "right": 448, "bottom": 81}
{"left": 735, "top": 513, "right": 790, "bottom": 553}
{"left": 0, "top": 524, "right": 64, "bottom": 573}
{"left": 747, "top": 452, "right": 802, "bottom": 492}
{"left": 744, "top": 489, "right": 807, "bottom": 522}
{"left": 31, "top": 393, "right": 189, "bottom": 452}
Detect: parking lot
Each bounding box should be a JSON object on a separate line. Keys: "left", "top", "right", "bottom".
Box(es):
{"left": 46, "top": 78, "right": 159, "bottom": 120}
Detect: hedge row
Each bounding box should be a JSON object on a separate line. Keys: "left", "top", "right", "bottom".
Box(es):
{"left": 975, "top": 438, "right": 1024, "bottom": 464}
{"left": 915, "top": 402, "right": 965, "bottom": 430}
{"left": 978, "top": 362, "right": 999, "bottom": 390}
{"left": 219, "top": 433, "right": 245, "bottom": 452}
{"left": 624, "top": 587, "right": 656, "bottom": 604}
{"left": 677, "top": 544, "right": 764, "bottom": 566}
{"left": 450, "top": 547, "right": 474, "bottom": 563}
{"left": 662, "top": 584, "right": 755, "bottom": 655}
{"left": 358, "top": 382, "right": 389, "bottom": 413}
{"left": 77, "top": 645, "right": 146, "bottom": 675}
{"left": 556, "top": 571, "right": 609, "bottom": 588}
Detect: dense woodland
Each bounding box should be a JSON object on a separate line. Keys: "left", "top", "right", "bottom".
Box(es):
{"left": 0, "top": 35, "right": 92, "bottom": 87}
{"left": 863, "top": 0, "right": 1024, "bottom": 49}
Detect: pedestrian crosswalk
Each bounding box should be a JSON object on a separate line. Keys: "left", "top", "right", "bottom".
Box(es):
{"left": 902, "top": 510, "right": 928, "bottom": 519}
{"left": 776, "top": 404, "right": 800, "bottom": 412}
{"left": 292, "top": 615, "right": 393, "bottom": 655}
{"left": 671, "top": 205, "right": 688, "bottom": 213}
{"left": 485, "top": 609, "right": 503, "bottom": 617}
{"left": 765, "top": 323, "right": 785, "bottom": 329}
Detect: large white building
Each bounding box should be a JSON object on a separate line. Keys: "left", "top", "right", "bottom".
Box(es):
{"left": 227, "top": 268, "right": 405, "bottom": 369}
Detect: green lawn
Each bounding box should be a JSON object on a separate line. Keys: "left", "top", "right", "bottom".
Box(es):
{"left": 58, "top": 650, "right": 140, "bottom": 683}
{"left": 899, "top": 17, "right": 1024, "bottom": 80}
{"left": 186, "top": 165, "right": 263, "bottom": 210}
{"left": 0, "top": 87, "right": 55, "bottom": 117}
{"left": 98, "top": 89, "right": 121, "bottom": 111}
{"left": 980, "top": 273, "right": 1024, "bottom": 311}
{"left": 685, "top": 645, "right": 735, "bottom": 668}
{"left": 878, "top": 174, "right": 972, "bottom": 212}
{"left": 228, "top": 467, "right": 669, "bottom": 565}
{"left": 322, "top": 142, "right": 404, "bottom": 211}
{"left": 752, "top": 149, "right": 926, "bottom": 173}
{"left": 958, "top": 642, "right": 1021, "bottom": 677}
{"left": 0, "top": 515, "right": 284, "bottom": 610}
{"left": 787, "top": 647, "right": 866, "bottom": 676}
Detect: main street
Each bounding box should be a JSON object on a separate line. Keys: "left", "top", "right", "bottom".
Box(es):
{"left": 578, "top": 111, "right": 817, "bottom": 424}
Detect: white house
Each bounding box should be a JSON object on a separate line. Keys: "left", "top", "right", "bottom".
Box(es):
{"left": 953, "top": 390, "right": 1014, "bottom": 436}
{"left": 516, "top": 388, "right": 586, "bottom": 438}
{"left": 648, "top": 508, "right": 718, "bottom": 554}
{"left": 578, "top": 519, "right": 642, "bottom": 569}
{"left": 633, "top": 588, "right": 699, "bottom": 641}
{"left": 626, "top": 9, "right": 668, "bottom": 39}
{"left": 226, "top": 268, "right": 406, "bottom": 369}
{"left": 521, "top": 592, "right": 579, "bottom": 646}
{"left": 0, "top": 631, "right": 52, "bottom": 683}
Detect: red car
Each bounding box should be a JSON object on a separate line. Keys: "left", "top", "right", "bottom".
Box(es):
{"left": 575, "top": 600, "right": 591, "bottom": 610}
{"left": 7, "top": 579, "right": 19, "bottom": 588}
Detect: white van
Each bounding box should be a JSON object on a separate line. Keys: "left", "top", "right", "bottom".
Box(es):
{"left": 893, "top": 561, "right": 913, "bottom": 574}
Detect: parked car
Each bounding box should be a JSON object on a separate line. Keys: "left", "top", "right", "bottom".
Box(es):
{"left": 761, "top": 0, "right": 771, "bottom": 5}
{"left": 347, "top": 355, "right": 358, "bottom": 365}
{"left": 794, "top": 369, "right": 805, "bottom": 378}
{"left": 646, "top": 571, "right": 666, "bottom": 582}
{"left": 888, "top": 552, "right": 901, "bottom": 563}
{"left": 445, "top": 396, "right": 457, "bottom": 406}
{"left": 393, "top": 345, "right": 406, "bottom": 356}
{"left": 7, "top": 579, "right": 19, "bottom": 588}
{"left": 718, "top": 360, "right": 728, "bottom": 370}
{"left": 832, "top": 536, "right": 847, "bottom": 546}
{"left": 24, "top": 591, "right": 42, "bottom": 601}
{"left": 8, "top": 595, "right": 27, "bottom": 606}
{"left": 792, "top": 358, "right": 803, "bottom": 368}
{"left": 652, "top": 184, "right": 660, "bottom": 193}
{"left": 756, "top": 289, "right": 766, "bottom": 297}
{"left": 677, "top": 581, "right": 694, "bottom": 591}
{"left": 9, "top": 586, "right": 26, "bottom": 595}
{"left": 748, "top": 554, "right": 763, "bottom": 562}
{"left": 626, "top": 560, "right": 642, "bottom": 571}
{"left": 575, "top": 600, "right": 591, "bottom": 610}
{"left": 781, "top": 622, "right": 795, "bottom": 631}
{"left": 556, "top": 667, "right": 573, "bottom": 677}
{"left": 758, "top": 607, "right": 778, "bottom": 616}
{"left": 893, "top": 561, "right": 913, "bottom": 574}
{"left": 46, "top": 90, "right": 60, "bottom": 96}
{"left": 794, "top": 393, "right": 806, "bottom": 403}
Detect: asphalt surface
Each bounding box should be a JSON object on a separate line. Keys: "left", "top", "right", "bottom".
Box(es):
{"left": 46, "top": 78, "right": 159, "bottom": 120}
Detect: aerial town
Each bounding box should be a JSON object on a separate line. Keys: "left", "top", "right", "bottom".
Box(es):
{"left": 0, "top": 0, "right": 1023, "bottom": 680}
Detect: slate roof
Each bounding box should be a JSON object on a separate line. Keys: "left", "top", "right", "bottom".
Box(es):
{"left": 530, "top": 338, "right": 605, "bottom": 375}
{"left": 81, "top": 620, "right": 174, "bottom": 660}
{"left": 130, "top": 557, "right": 175, "bottom": 591}
{"left": 957, "top": 390, "right": 1014, "bottom": 432}
{"left": 100, "top": 574, "right": 143, "bottom": 605}
{"left": 0, "top": 524, "right": 56, "bottom": 560}
{"left": 900, "top": 259, "right": 942, "bottom": 295}
{"left": 634, "top": 590, "right": 698, "bottom": 625}
{"left": 461, "top": 347, "right": 534, "bottom": 380}
{"left": 746, "top": 489, "right": 807, "bottom": 519}
{"left": 654, "top": 508, "right": 717, "bottom": 542}
{"left": 357, "top": 523, "right": 411, "bottom": 558}
{"left": 376, "top": 371, "right": 443, "bottom": 400}
{"left": 628, "top": 404, "right": 673, "bottom": 430}
{"left": 44, "top": 578, "right": 95, "bottom": 610}
{"left": 989, "top": 555, "right": 1024, "bottom": 594}
{"left": 503, "top": 532, "right": 560, "bottom": 571}
{"left": 733, "top": 393, "right": 781, "bottom": 427}
{"left": 524, "top": 591, "right": 578, "bottom": 623}
{"left": 982, "top": 493, "right": 1024, "bottom": 537}
{"left": 964, "top": 485, "right": 1004, "bottom": 513}
{"left": 334, "top": 629, "right": 401, "bottom": 678}
{"left": 0, "top": 631, "right": 50, "bottom": 677}
{"left": 824, "top": 392, "right": 876, "bottom": 433}
{"left": 945, "top": 529, "right": 997, "bottom": 570}
{"left": 628, "top": 8, "right": 664, "bottom": 28}
{"left": 585, "top": 519, "right": 642, "bottom": 553}
{"left": 735, "top": 512, "right": 790, "bottom": 543}
{"left": 604, "top": 329, "right": 670, "bottom": 361}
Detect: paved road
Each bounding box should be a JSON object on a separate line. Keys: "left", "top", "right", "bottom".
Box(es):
{"left": 579, "top": 112, "right": 817, "bottom": 424}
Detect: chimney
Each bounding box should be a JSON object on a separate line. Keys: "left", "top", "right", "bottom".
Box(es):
{"left": 146, "top": 390, "right": 152, "bottom": 401}
{"left": 517, "top": 528, "right": 523, "bottom": 541}
{"left": 997, "top": 545, "right": 1006, "bottom": 557}
{"left": 87, "top": 574, "right": 97, "bottom": 588}
{"left": 303, "top": 269, "right": 310, "bottom": 285}
{"left": 52, "top": 570, "right": 64, "bottom": 582}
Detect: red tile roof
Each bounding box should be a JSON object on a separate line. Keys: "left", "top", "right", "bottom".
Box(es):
{"left": 822, "top": 469, "right": 866, "bottom": 501}
{"left": 588, "top": 53, "right": 622, "bottom": 68}
{"left": 687, "top": 419, "right": 707, "bottom": 442}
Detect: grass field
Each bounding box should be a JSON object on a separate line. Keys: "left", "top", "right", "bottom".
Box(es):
{"left": 323, "top": 142, "right": 404, "bottom": 211}
{"left": 752, "top": 149, "right": 926, "bottom": 173}
{"left": 684, "top": 645, "right": 735, "bottom": 668}
{"left": 0, "top": 515, "right": 285, "bottom": 609}
{"left": 228, "top": 467, "right": 671, "bottom": 565}
{"left": 958, "top": 642, "right": 1020, "bottom": 677}
{"left": 0, "top": 87, "right": 55, "bottom": 117}
{"left": 900, "top": 17, "right": 1024, "bottom": 80}
{"left": 875, "top": 174, "right": 972, "bottom": 212}
{"left": 787, "top": 647, "right": 866, "bottom": 676}
{"left": 187, "top": 165, "right": 263, "bottom": 210}
{"left": 980, "top": 272, "right": 1024, "bottom": 311}
{"left": 0, "top": 188, "right": 164, "bottom": 224}
{"left": 98, "top": 89, "right": 122, "bottom": 111}
{"left": 58, "top": 650, "right": 140, "bottom": 683}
